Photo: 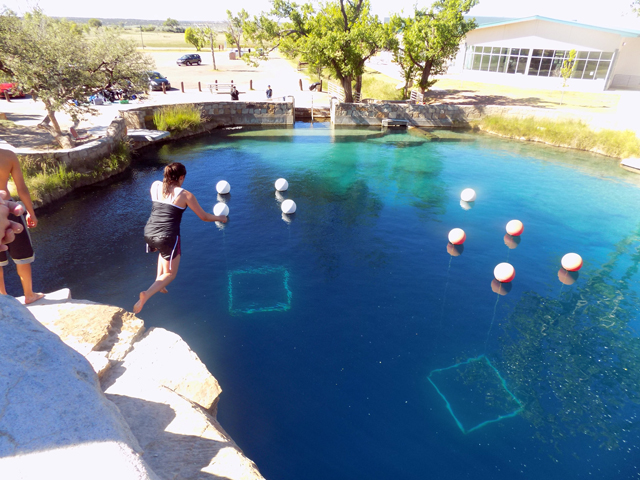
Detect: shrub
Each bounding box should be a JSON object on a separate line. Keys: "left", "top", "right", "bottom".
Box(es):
{"left": 153, "top": 104, "right": 203, "bottom": 133}
{"left": 15, "top": 141, "right": 132, "bottom": 202}
{"left": 477, "top": 116, "right": 640, "bottom": 159}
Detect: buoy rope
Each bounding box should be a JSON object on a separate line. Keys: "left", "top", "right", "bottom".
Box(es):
{"left": 484, "top": 294, "right": 501, "bottom": 352}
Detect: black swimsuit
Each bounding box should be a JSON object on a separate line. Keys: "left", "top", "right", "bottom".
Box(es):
{"left": 144, "top": 193, "right": 186, "bottom": 263}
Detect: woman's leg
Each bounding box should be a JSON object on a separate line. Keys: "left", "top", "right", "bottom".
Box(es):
{"left": 156, "top": 255, "right": 169, "bottom": 293}
{"left": 134, "top": 254, "right": 181, "bottom": 314}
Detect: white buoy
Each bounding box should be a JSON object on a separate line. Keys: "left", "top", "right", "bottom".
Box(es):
{"left": 213, "top": 202, "right": 229, "bottom": 216}
{"left": 460, "top": 200, "right": 473, "bottom": 211}
{"left": 460, "top": 188, "right": 476, "bottom": 202}
{"left": 281, "top": 199, "right": 297, "bottom": 214}
{"left": 275, "top": 178, "right": 289, "bottom": 192}
{"left": 216, "top": 180, "right": 230, "bottom": 194}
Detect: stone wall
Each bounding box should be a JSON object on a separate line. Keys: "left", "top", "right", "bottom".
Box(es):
{"left": 120, "top": 101, "right": 295, "bottom": 130}
{"left": 330, "top": 101, "right": 612, "bottom": 129}
{"left": 16, "top": 118, "right": 127, "bottom": 171}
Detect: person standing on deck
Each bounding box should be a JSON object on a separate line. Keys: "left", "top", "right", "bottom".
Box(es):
{"left": 0, "top": 147, "right": 43, "bottom": 304}
{"left": 134, "top": 162, "right": 227, "bottom": 314}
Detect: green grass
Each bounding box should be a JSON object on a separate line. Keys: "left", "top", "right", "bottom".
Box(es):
{"left": 153, "top": 104, "right": 203, "bottom": 132}
{"left": 361, "top": 68, "right": 404, "bottom": 101}
{"left": 294, "top": 62, "right": 404, "bottom": 101}
{"left": 13, "top": 142, "right": 132, "bottom": 203}
{"left": 0, "top": 119, "right": 15, "bottom": 128}
{"left": 476, "top": 116, "right": 640, "bottom": 159}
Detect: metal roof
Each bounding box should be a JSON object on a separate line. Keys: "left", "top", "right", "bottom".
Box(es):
{"left": 471, "top": 15, "right": 640, "bottom": 37}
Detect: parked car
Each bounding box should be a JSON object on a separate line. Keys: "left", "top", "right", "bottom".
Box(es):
{"left": 0, "top": 82, "right": 25, "bottom": 99}
{"left": 148, "top": 72, "right": 171, "bottom": 91}
{"left": 177, "top": 54, "right": 201, "bottom": 66}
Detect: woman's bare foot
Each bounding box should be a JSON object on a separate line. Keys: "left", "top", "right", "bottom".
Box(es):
{"left": 160, "top": 287, "right": 168, "bottom": 294}
{"left": 133, "top": 292, "right": 147, "bottom": 314}
{"left": 24, "top": 292, "right": 44, "bottom": 305}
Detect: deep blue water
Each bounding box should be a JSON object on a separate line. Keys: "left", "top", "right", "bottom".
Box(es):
{"left": 8, "top": 123, "right": 640, "bottom": 479}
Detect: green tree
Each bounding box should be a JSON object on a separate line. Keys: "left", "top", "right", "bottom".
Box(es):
{"left": 225, "top": 9, "right": 249, "bottom": 58}
{"left": 244, "top": 0, "right": 388, "bottom": 103}
{"left": 87, "top": 18, "right": 102, "bottom": 28}
{"left": 389, "top": 0, "right": 477, "bottom": 96}
{"left": 559, "top": 49, "right": 576, "bottom": 106}
{"left": 0, "top": 10, "right": 154, "bottom": 148}
{"left": 185, "top": 26, "right": 206, "bottom": 51}
{"left": 164, "top": 18, "right": 179, "bottom": 28}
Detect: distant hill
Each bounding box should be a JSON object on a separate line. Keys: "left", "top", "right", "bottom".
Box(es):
{"left": 54, "top": 17, "right": 227, "bottom": 30}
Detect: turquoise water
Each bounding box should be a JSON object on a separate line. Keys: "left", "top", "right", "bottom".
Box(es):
{"left": 13, "top": 123, "right": 640, "bottom": 479}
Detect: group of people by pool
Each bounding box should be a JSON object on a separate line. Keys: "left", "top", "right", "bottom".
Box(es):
{"left": 0, "top": 146, "right": 226, "bottom": 313}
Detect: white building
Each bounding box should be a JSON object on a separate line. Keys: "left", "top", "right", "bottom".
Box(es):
{"left": 449, "top": 16, "right": 640, "bottom": 91}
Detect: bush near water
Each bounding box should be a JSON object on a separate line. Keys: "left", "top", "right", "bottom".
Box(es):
{"left": 153, "top": 104, "right": 203, "bottom": 133}
{"left": 476, "top": 116, "right": 640, "bottom": 159}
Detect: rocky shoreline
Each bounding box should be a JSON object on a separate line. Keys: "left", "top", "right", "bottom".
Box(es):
{"left": 0, "top": 291, "right": 265, "bottom": 480}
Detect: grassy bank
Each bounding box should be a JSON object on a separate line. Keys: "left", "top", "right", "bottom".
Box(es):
{"left": 12, "top": 142, "right": 132, "bottom": 204}
{"left": 475, "top": 116, "right": 640, "bottom": 159}
{"left": 153, "top": 104, "right": 203, "bottom": 132}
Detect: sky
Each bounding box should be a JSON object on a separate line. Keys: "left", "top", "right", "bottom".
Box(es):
{"left": 4, "top": 0, "right": 640, "bottom": 31}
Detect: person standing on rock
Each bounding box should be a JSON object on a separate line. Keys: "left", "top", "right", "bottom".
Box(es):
{"left": 0, "top": 147, "right": 44, "bottom": 304}
{"left": 134, "top": 162, "right": 228, "bottom": 314}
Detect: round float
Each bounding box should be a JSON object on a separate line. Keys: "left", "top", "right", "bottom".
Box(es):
{"left": 561, "top": 253, "right": 583, "bottom": 272}
{"left": 448, "top": 228, "right": 466, "bottom": 245}
{"left": 213, "top": 202, "right": 229, "bottom": 216}
{"left": 503, "top": 233, "right": 521, "bottom": 250}
{"left": 460, "top": 200, "right": 473, "bottom": 211}
{"left": 558, "top": 267, "right": 579, "bottom": 285}
{"left": 506, "top": 220, "right": 524, "bottom": 236}
{"left": 494, "top": 262, "right": 515, "bottom": 283}
{"left": 275, "top": 178, "right": 289, "bottom": 192}
{"left": 460, "top": 188, "right": 476, "bottom": 203}
{"left": 216, "top": 180, "right": 231, "bottom": 194}
{"left": 446, "top": 243, "right": 464, "bottom": 257}
{"left": 281, "top": 199, "right": 297, "bottom": 214}
{"left": 491, "top": 279, "right": 512, "bottom": 296}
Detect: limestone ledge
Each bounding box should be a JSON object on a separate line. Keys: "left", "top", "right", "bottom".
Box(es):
{"left": 1, "top": 290, "right": 265, "bottom": 480}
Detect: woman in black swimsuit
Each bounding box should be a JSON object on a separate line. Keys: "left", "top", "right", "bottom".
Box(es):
{"left": 134, "top": 162, "right": 227, "bottom": 313}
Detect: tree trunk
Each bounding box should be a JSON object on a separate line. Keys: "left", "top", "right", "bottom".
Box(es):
{"left": 341, "top": 76, "right": 354, "bottom": 103}
{"left": 43, "top": 102, "right": 74, "bottom": 149}
{"left": 419, "top": 59, "right": 433, "bottom": 93}
{"left": 354, "top": 75, "right": 363, "bottom": 99}
{"left": 209, "top": 31, "right": 217, "bottom": 70}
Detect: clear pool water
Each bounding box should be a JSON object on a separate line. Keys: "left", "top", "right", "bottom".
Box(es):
{"left": 11, "top": 122, "right": 640, "bottom": 479}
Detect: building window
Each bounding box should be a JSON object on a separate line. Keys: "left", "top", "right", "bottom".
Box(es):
{"left": 465, "top": 46, "right": 613, "bottom": 80}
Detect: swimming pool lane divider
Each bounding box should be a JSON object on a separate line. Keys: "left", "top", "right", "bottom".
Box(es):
{"left": 427, "top": 355, "right": 524, "bottom": 434}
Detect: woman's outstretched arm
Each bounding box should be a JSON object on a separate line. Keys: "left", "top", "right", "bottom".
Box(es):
{"left": 184, "top": 191, "right": 227, "bottom": 223}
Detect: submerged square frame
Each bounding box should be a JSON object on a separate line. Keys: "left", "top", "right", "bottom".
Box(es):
{"left": 428, "top": 355, "right": 524, "bottom": 434}
{"left": 228, "top": 266, "right": 292, "bottom": 315}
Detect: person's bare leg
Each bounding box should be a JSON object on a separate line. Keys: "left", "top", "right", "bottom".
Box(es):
{"left": 156, "top": 256, "right": 168, "bottom": 293}
{"left": 16, "top": 263, "right": 44, "bottom": 304}
{"left": 134, "top": 255, "right": 180, "bottom": 314}
{"left": 0, "top": 266, "right": 6, "bottom": 295}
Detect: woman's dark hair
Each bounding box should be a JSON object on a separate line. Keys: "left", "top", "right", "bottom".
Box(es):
{"left": 163, "top": 162, "right": 187, "bottom": 196}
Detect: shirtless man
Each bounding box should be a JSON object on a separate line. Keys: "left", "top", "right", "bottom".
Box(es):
{"left": 0, "top": 147, "right": 44, "bottom": 304}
